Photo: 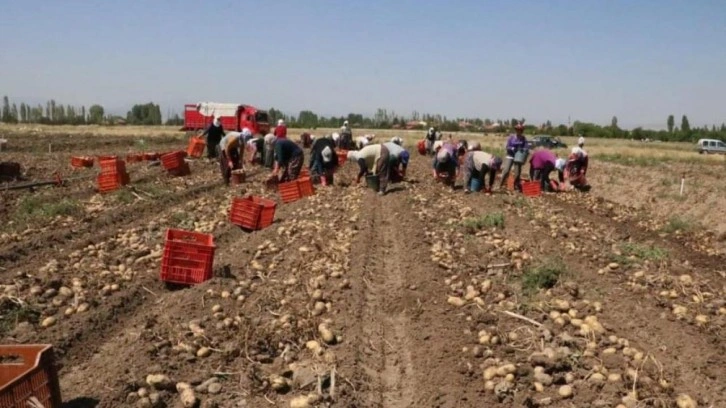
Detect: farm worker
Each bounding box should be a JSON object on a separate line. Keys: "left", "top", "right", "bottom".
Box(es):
{"left": 340, "top": 121, "right": 353, "bottom": 150}
{"left": 462, "top": 142, "right": 502, "bottom": 193}
{"left": 331, "top": 132, "right": 341, "bottom": 148}
{"left": 528, "top": 148, "right": 558, "bottom": 192}
{"left": 300, "top": 131, "right": 312, "bottom": 148}
{"left": 566, "top": 147, "right": 590, "bottom": 191}
{"left": 550, "top": 158, "right": 567, "bottom": 191}
{"left": 218, "top": 128, "right": 251, "bottom": 185}
{"left": 270, "top": 138, "right": 304, "bottom": 183}
{"left": 382, "top": 140, "right": 410, "bottom": 182}
{"left": 309, "top": 136, "right": 339, "bottom": 185}
{"left": 353, "top": 143, "right": 392, "bottom": 195}
{"left": 425, "top": 127, "right": 437, "bottom": 155}
{"left": 356, "top": 135, "right": 375, "bottom": 150}
{"left": 202, "top": 115, "right": 225, "bottom": 160}
{"left": 274, "top": 119, "right": 288, "bottom": 139}
{"left": 263, "top": 133, "right": 276, "bottom": 169}
{"left": 432, "top": 139, "right": 445, "bottom": 153}
{"left": 498, "top": 123, "right": 529, "bottom": 192}
{"left": 432, "top": 143, "right": 459, "bottom": 188}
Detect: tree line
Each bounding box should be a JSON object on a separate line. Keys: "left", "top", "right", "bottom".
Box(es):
{"left": 2, "top": 95, "right": 723, "bottom": 143}
{"left": 1, "top": 96, "right": 182, "bottom": 126}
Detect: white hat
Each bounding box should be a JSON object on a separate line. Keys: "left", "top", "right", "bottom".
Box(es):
{"left": 332, "top": 133, "right": 340, "bottom": 140}
{"left": 578, "top": 136, "right": 585, "bottom": 146}
{"left": 213, "top": 116, "right": 221, "bottom": 127}
{"left": 571, "top": 146, "right": 583, "bottom": 157}
{"left": 321, "top": 146, "right": 333, "bottom": 163}
{"left": 278, "top": 119, "right": 284, "bottom": 126}
{"left": 468, "top": 141, "right": 481, "bottom": 151}
{"left": 391, "top": 136, "right": 402, "bottom": 145}
{"left": 343, "top": 120, "right": 349, "bottom": 126}
{"left": 241, "top": 127, "right": 252, "bottom": 138}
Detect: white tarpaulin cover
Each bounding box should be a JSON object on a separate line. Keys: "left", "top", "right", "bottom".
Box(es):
{"left": 196, "top": 102, "right": 240, "bottom": 118}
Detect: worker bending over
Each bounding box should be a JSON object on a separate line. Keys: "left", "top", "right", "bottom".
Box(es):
{"left": 529, "top": 148, "right": 558, "bottom": 192}
{"left": 462, "top": 142, "right": 502, "bottom": 193}
{"left": 269, "top": 138, "right": 304, "bottom": 183}
{"left": 432, "top": 142, "right": 459, "bottom": 188}
{"left": 353, "top": 143, "right": 391, "bottom": 195}
{"left": 309, "top": 136, "right": 338, "bottom": 185}
{"left": 218, "top": 128, "right": 251, "bottom": 185}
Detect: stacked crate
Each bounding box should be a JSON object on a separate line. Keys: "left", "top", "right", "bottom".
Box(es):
{"left": 97, "top": 157, "right": 129, "bottom": 193}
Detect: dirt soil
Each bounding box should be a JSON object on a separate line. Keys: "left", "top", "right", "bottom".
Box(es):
{"left": 1, "top": 130, "right": 724, "bottom": 408}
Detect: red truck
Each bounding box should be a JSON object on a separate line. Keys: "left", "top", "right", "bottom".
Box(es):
{"left": 181, "top": 102, "right": 271, "bottom": 136}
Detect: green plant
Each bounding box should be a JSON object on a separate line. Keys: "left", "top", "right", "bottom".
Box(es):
{"left": 13, "top": 196, "right": 81, "bottom": 222}
{"left": 661, "top": 216, "right": 696, "bottom": 233}
{"left": 461, "top": 212, "right": 505, "bottom": 231}
{"left": 0, "top": 299, "right": 40, "bottom": 336}
{"left": 522, "top": 258, "right": 566, "bottom": 294}
{"left": 113, "top": 189, "right": 135, "bottom": 204}
{"left": 620, "top": 242, "right": 669, "bottom": 262}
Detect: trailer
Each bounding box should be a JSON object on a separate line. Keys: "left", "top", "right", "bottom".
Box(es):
{"left": 181, "top": 102, "right": 271, "bottom": 136}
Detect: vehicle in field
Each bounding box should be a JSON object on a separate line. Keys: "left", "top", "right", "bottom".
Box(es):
{"left": 181, "top": 102, "right": 271, "bottom": 136}
{"left": 527, "top": 135, "right": 567, "bottom": 150}
{"left": 696, "top": 138, "right": 726, "bottom": 154}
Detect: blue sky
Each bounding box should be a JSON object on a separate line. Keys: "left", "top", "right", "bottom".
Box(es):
{"left": 1, "top": 0, "right": 724, "bottom": 129}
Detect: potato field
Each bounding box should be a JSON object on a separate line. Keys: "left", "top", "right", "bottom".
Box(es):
{"left": 0, "top": 127, "right": 724, "bottom": 408}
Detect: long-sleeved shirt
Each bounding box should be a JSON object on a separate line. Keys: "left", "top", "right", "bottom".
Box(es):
{"left": 462, "top": 151, "right": 495, "bottom": 188}
{"left": 382, "top": 142, "right": 404, "bottom": 160}
{"left": 274, "top": 125, "right": 287, "bottom": 139}
{"left": 310, "top": 138, "right": 338, "bottom": 169}
{"left": 355, "top": 144, "right": 382, "bottom": 172}
{"left": 432, "top": 143, "right": 458, "bottom": 169}
{"left": 529, "top": 149, "right": 557, "bottom": 170}
{"left": 273, "top": 138, "right": 303, "bottom": 165}
{"left": 203, "top": 123, "right": 225, "bottom": 140}
{"left": 505, "top": 134, "right": 528, "bottom": 158}
{"left": 219, "top": 132, "right": 244, "bottom": 156}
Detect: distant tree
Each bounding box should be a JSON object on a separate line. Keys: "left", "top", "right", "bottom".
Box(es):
{"left": 1, "top": 96, "right": 9, "bottom": 122}
{"left": 611, "top": 116, "right": 618, "bottom": 129}
{"left": 81, "top": 106, "right": 86, "bottom": 123}
{"left": 681, "top": 115, "right": 690, "bottom": 133}
{"left": 10, "top": 104, "right": 18, "bottom": 123}
{"left": 165, "top": 113, "right": 183, "bottom": 126}
{"left": 127, "top": 102, "right": 162, "bottom": 125}
{"left": 88, "top": 104, "right": 105, "bottom": 124}
{"left": 667, "top": 115, "right": 675, "bottom": 133}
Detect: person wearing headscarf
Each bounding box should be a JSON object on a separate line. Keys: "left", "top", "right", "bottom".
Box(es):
{"left": 218, "top": 128, "right": 251, "bottom": 185}
{"left": 425, "top": 127, "right": 437, "bottom": 155}
{"left": 566, "top": 146, "right": 590, "bottom": 191}
{"left": 550, "top": 158, "right": 568, "bottom": 191}
{"left": 339, "top": 120, "right": 353, "bottom": 150}
{"left": 529, "top": 147, "right": 558, "bottom": 192}
{"left": 331, "top": 132, "right": 341, "bottom": 148}
{"left": 201, "top": 115, "right": 225, "bottom": 160}
{"left": 432, "top": 142, "right": 459, "bottom": 188}
{"left": 309, "top": 136, "right": 339, "bottom": 185}
{"left": 300, "top": 131, "right": 312, "bottom": 148}
{"left": 498, "top": 123, "right": 529, "bottom": 192}
{"left": 462, "top": 142, "right": 502, "bottom": 193}
{"left": 274, "top": 119, "right": 287, "bottom": 140}
{"left": 352, "top": 143, "right": 392, "bottom": 195}
{"left": 270, "top": 138, "right": 304, "bottom": 182}
{"left": 263, "top": 133, "right": 276, "bottom": 168}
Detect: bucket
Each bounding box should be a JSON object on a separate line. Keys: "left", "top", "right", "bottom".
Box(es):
{"left": 513, "top": 150, "right": 528, "bottom": 164}
{"left": 365, "top": 174, "right": 380, "bottom": 191}
{"left": 231, "top": 170, "right": 246, "bottom": 185}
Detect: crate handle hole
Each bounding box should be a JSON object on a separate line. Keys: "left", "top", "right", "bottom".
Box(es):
{"left": 0, "top": 354, "right": 26, "bottom": 364}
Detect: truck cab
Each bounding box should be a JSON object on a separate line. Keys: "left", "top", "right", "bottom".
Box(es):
{"left": 182, "top": 103, "right": 270, "bottom": 136}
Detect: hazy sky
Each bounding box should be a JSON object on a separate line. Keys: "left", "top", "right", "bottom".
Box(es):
{"left": 1, "top": 0, "right": 724, "bottom": 129}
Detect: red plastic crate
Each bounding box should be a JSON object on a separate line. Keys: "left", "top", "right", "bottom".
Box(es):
{"left": 522, "top": 181, "right": 542, "bottom": 197}
{"left": 143, "top": 152, "right": 159, "bottom": 161}
{"left": 506, "top": 175, "right": 530, "bottom": 191}
{"left": 229, "top": 196, "right": 277, "bottom": 231}
{"left": 0, "top": 344, "right": 63, "bottom": 408}
{"left": 99, "top": 158, "right": 126, "bottom": 175}
{"left": 160, "top": 229, "right": 216, "bottom": 285}
{"left": 126, "top": 153, "right": 144, "bottom": 163}
{"left": 97, "top": 155, "right": 117, "bottom": 162}
{"left": 161, "top": 151, "right": 186, "bottom": 171}
{"left": 186, "top": 137, "right": 206, "bottom": 158}
{"left": 278, "top": 180, "right": 301, "bottom": 203}
{"left": 70, "top": 156, "right": 94, "bottom": 168}
{"left": 298, "top": 176, "right": 315, "bottom": 197}
{"left": 168, "top": 162, "right": 191, "bottom": 177}
{"left": 97, "top": 172, "right": 130, "bottom": 193}
{"left": 336, "top": 149, "right": 348, "bottom": 166}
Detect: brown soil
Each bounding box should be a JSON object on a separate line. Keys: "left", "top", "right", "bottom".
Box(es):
{"left": 1, "top": 130, "right": 724, "bottom": 408}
